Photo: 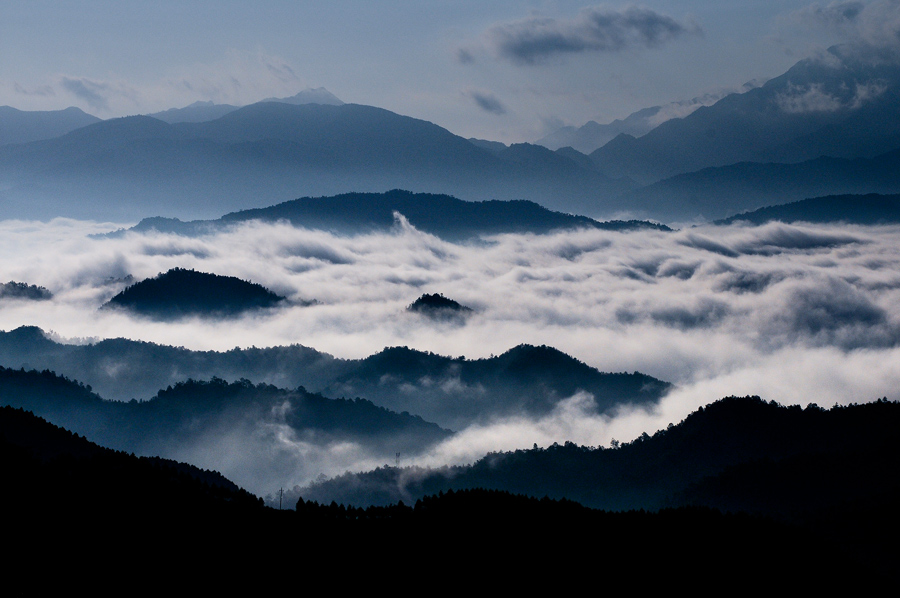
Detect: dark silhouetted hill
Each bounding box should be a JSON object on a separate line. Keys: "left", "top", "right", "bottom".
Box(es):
{"left": 102, "top": 267, "right": 286, "bottom": 318}
{"left": 0, "top": 367, "right": 451, "bottom": 494}
{"left": 322, "top": 344, "right": 670, "bottom": 429}
{"left": 715, "top": 193, "right": 900, "bottom": 226}
{"left": 0, "top": 327, "right": 671, "bottom": 431}
{"left": 0, "top": 280, "right": 51, "bottom": 300}
{"left": 301, "top": 396, "right": 900, "bottom": 516}
{"left": 4, "top": 405, "right": 882, "bottom": 591}
{"left": 119, "top": 190, "right": 670, "bottom": 241}
{"left": 407, "top": 293, "right": 472, "bottom": 321}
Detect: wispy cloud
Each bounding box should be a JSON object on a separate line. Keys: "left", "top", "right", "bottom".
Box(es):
{"left": 789, "top": 0, "right": 900, "bottom": 60}
{"left": 478, "top": 5, "right": 703, "bottom": 65}
{"left": 465, "top": 89, "right": 507, "bottom": 114}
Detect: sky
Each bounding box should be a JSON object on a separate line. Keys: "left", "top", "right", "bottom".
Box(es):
{"left": 0, "top": 1, "right": 884, "bottom": 143}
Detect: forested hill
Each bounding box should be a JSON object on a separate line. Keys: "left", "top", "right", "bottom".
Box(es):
{"left": 0, "top": 327, "right": 672, "bottom": 430}
{"left": 0, "top": 367, "right": 450, "bottom": 456}
{"left": 123, "top": 190, "right": 671, "bottom": 241}
{"left": 102, "top": 267, "right": 287, "bottom": 319}
{"left": 0, "top": 367, "right": 451, "bottom": 493}
{"left": 299, "top": 395, "right": 900, "bottom": 517}
{"left": 4, "top": 405, "right": 883, "bottom": 591}
{"left": 714, "top": 193, "right": 900, "bottom": 226}
{"left": 322, "top": 344, "right": 670, "bottom": 429}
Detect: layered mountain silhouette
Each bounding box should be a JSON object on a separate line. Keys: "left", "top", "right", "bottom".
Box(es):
{"left": 293, "top": 395, "right": 899, "bottom": 580}
{"left": 5, "top": 406, "right": 881, "bottom": 592}
{"left": 117, "top": 190, "right": 670, "bottom": 241}
{"left": 619, "top": 149, "right": 900, "bottom": 221}
{"left": 148, "top": 87, "right": 344, "bottom": 124}
{"left": 102, "top": 267, "right": 287, "bottom": 319}
{"left": 0, "top": 367, "right": 451, "bottom": 493}
{"left": 590, "top": 45, "right": 900, "bottom": 185}
{"left": 0, "top": 105, "right": 100, "bottom": 145}
{"left": 2, "top": 46, "right": 899, "bottom": 223}
{"left": 0, "top": 102, "right": 631, "bottom": 221}
{"left": 300, "top": 396, "right": 900, "bottom": 520}
{"left": 0, "top": 326, "right": 671, "bottom": 430}
{"left": 714, "top": 193, "right": 900, "bottom": 226}
{"left": 319, "top": 344, "right": 670, "bottom": 429}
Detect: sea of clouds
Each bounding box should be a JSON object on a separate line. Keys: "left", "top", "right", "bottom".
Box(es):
{"left": 2, "top": 216, "right": 899, "bottom": 491}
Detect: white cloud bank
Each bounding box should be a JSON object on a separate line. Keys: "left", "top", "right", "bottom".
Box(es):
{"left": 2, "top": 217, "right": 899, "bottom": 489}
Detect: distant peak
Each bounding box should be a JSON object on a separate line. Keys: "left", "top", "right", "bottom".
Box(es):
{"left": 260, "top": 87, "right": 344, "bottom": 106}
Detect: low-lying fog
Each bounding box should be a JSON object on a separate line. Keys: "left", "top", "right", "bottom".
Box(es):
{"left": 3, "top": 215, "right": 899, "bottom": 493}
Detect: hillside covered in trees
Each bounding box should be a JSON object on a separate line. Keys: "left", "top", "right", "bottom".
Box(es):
{"left": 102, "top": 267, "right": 287, "bottom": 319}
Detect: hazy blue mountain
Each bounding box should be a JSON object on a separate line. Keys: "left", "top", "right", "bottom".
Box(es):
{"left": 0, "top": 102, "right": 633, "bottom": 221}
{"left": 467, "top": 137, "right": 507, "bottom": 154}
{"left": 320, "top": 344, "right": 671, "bottom": 429}
{"left": 259, "top": 87, "right": 344, "bottom": 105}
{"left": 538, "top": 106, "right": 664, "bottom": 153}
{"left": 0, "top": 325, "right": 346, "bottom": 403}
{"left": 149, "top": 100, "right": 241, "bottom": 124}
{"left": 619, "top": 148, "right": 900, "bottom": 222}
{"left": 0, "top": 367, "right": 451, "bottom": 493}
{"left": 0, "top": 326, "right": 671, "bottom": 430}
{"left": 117, "top": 190, "right": 671, "bottom": 241}
{"left": 102, "top": 267, "right": 287, "bottom": 319}
{"left": 715, "top": 194, "right": 900, "bottom": 226}
{"left": 0, "top": 105, "right": 100, "bottom": 145}
{"left": 149, "top": 88, "right": 343, "bottom": 124}
{"left": 537, "top": 86, "right": 760, "bottom": 154}
{"left": 590, "top": 46, "right": 900, "bottom": 184}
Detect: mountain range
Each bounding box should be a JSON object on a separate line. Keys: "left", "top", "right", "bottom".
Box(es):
{"left": 2, "top": 45, "right": 900, "bottom": 223}
{"left": 714, "top": 193, "right": 900, "bottom": 226}
{"left": 0, "top": 105, "right": 100, "bottom": 146}
{"left": 0, "top": 326, "right": 671, "bottom": 431}
{"left": 0, "top": 101, "right": 630, "bottom": 222}
{"left": 589, "top": 46, "right": 900, "bottom": 184}
{"left": 0, "top": 366, "right": 451, "bottom": 493}
{"left": 115, "top": 189, "right": 670, "bottom": 241}
{"left": 5, "top": 404, "right": 884, "bottom": 592}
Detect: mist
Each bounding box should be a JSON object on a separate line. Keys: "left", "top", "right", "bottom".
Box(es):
{"left": 2, "top": 215, "right": 899, "bottom": 493}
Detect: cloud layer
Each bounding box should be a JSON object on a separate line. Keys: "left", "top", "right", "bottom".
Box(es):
{"left": 2, "top": 216, "right": 899, "bottom": 490}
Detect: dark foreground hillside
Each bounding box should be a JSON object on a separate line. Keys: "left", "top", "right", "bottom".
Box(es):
{"left": 2, "top": 406, "right": 887, "bottom": 592}
{"left": 299, "top": 396, "right": 900, "bottom": 575}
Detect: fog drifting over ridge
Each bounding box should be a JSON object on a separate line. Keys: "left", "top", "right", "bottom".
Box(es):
{"left": 2, "top": 215, "right": 899, "bottom": 488}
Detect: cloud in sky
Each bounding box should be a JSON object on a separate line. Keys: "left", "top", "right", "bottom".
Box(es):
{"left": 30, "top": 50, "right": 312, "bottom": 116}
{"left": 60, "top": 77, "right": 116, "bottom": 111}
{"left": 466, "top": 89, "right": 507, "bottom": 114}
{"left": 790, "top": 0, "right": 900, "bottom": 58}
{"left": 479, "top": 5, "right": 703, "bottom": 65}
